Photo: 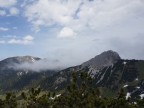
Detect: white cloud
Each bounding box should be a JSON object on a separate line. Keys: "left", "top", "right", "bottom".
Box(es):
{"left": 23, "top": 35, "right": 34, "bottom": 41}
{"left": 9, "top": 7, "right": 19, "bottom": 15}
{"left": 8, "top": 39, "right": 22, "bottom": 44}
{"left": 24, "top": 0, "right": 81, "bottom": 32}
{"left": 0, "top": 35, "right": 34, "bottom": 45}
{"left": 24, "top": 0, "right": 144, "bottom": 36}
{"left": 0, "top": 10, "right": 6, "bottom": 16}
{"left": 11, "top": 59, "right": 66, "bottom": 71}
{"left": 0, "top": 0, "right": 17, "bottom": 8}
{"left": 17, "top": 0, "right": 144, "bottom": 65}
{"left": 0, "top": 27, "right": 9, "bottom": 31}
{"left": 58, "top": 27, "right": 76, "bottom": 38}
{"left": 8, "top": 35, "right": 34, "bottom": 45}
{"left": 0, "top": 0, "right": 18, "bottom": 16}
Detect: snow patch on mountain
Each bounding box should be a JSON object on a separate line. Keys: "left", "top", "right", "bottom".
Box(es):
{"left": 31, "top": 57, "right": 35, "bottom": 63}
{"left": 97, "top": 67, "right": 109, "bottom": 84}
{"left": 17, "top": 72, "right": 23, "bottom": 76}
{"left": 123, "top": 61, "right": 127, "bottom": 65}
{"left": 136, "top": 86, "right": 140, "bottom": 89}
{"left": 126, "top": 93, "right": 131, "bottom": 100}
{"left": 135, "top": 78, "right": 138, "bottom": 81}
{"left": 140, "top": 94, "right": 144, "bottom": 99}
{"left": 123, "top": 84, "right": 128, "bottom": 88}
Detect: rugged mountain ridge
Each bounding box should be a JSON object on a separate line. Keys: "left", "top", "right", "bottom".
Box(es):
{"left": 41, "top": 51, "right": 144, "bottom": 99}
{"left": 0, "top": 51, "right": 144, "bottom": 99}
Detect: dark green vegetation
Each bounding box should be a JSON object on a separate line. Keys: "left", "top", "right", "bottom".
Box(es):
{"left": 0, "top": 68, "right": 55, "bottom": 93}
{"left": 0, "top": 72, "right": 144, "bottom": 108}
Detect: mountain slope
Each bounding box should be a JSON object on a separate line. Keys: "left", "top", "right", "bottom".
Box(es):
{"left": 41, "top": 50, "right": 121, "bottom": 90}
{"left": 0, "top": 51, "right": 144, "bottom": 99}
{"left": 0, "top": 56, "right": 56, "bottom": 93}
{"left": 41, "top": 51, "right": 144, "bottom": 99}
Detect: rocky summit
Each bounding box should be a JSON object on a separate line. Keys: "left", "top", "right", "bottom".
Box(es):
{"left": 82, "top": 50, "right": 121, "bottom": 69}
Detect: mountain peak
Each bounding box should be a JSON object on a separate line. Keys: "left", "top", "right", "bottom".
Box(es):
{"left": 102, "top": 50, "right": 120, "bottom": 54}
{"left": 82, "top": 50, "right": 121, "bottom": 69}
{"left": 100, "top": 50, "right": 121, "bottom": 59}
{"left": 0, "top": 56, "right": 41, "bottom": 65}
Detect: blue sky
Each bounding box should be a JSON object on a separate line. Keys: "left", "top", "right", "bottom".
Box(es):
{"left": 0, "top": 0, "right": 144, "bottom": 66}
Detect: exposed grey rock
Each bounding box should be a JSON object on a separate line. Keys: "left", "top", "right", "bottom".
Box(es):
{"left": 54, "top": 77, "right": 67, "bottom": 85}
{"left": 82, "top": 50, "right": 121, "bottom": 69}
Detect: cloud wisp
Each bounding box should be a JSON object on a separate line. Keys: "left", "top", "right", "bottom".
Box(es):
{"left": 0, "top": 0, "right": 17, "bottom": 8}
{"left": 8, "top": 59, "right": 69, "bottom": 72}
{"left": 0, "top": 27, "right": 9, "bottom": 31}
{"left": 0, "top": 0, "right": 19, "bottom": 16}
{"left": 0, "top": 35, "right": 34, "bottom": 45}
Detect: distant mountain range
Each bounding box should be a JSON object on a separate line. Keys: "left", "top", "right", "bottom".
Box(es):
{"left": 0, "top": 56, "right": 57, "bottom": 93}
{"left": 0, "top": 50, "right": 144, "bottom": 99}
